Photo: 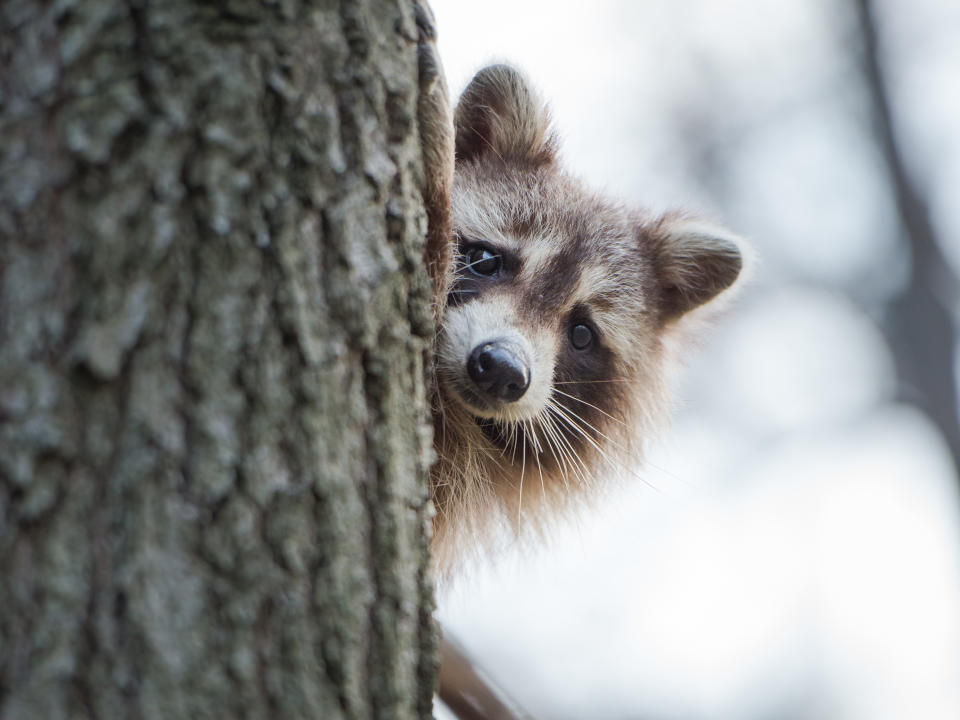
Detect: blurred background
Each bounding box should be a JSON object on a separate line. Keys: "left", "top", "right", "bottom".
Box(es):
{"left": 429, "top": 0, "right": 960, "bottom": 718}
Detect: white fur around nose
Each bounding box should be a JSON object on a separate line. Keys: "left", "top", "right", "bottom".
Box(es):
{"left": 439, "top": 295, "right": 556, "bottom": 421}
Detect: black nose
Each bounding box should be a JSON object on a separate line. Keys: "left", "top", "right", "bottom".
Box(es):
{"left": 467, "top": 342, "right": 530, "bottom": 402}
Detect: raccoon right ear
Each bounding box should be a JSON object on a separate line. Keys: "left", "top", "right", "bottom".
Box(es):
{"left": 649, "top": 218, "right": 749, "bottom": 322}
{"left": 454, "top": 64, "right": 557, "bottom": 166}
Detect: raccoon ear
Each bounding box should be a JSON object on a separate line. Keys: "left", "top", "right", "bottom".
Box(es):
{"left": 454, "top": 64, "right": 557, "bottom": 166}
{"left": 649, "top": 218, "right": 747, "bottom": 322}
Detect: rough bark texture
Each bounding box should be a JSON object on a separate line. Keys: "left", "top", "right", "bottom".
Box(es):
{"left": 0, "top": 1, "right": 436, "bottom": 718}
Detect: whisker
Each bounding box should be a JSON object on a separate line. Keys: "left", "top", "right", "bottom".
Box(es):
{"left": 456, "top": 253, "right": 503, "bottom": 273}
{"left": 549, "top": 397, "right": 620, "bottom": 451}
{"left": 548, "top": 399, "right": 614, "bottom": 448}
{"left": 552, "top": 379, "right": 632, "bottom": 385}
{"left": 526, "top": 418, "right": 546, "bottom": 495}
{"left": 447, "top": 289, "right": 479, "bottom": 305}
{"left": 518, "top": 427, "right": 526, "bottom": 523}
{"left": 549, "top": 400, "right": 662, "bottom": 493}
{"left": 538, "top": 412, "right": 571, "bottom": 490}
{"left": 548, "top": 400, "right": 633, "bottom": 482}
{"left": 643, "top": 459, "right": 701, "bottom": 490}
{"left": 553, "top": 432, "right": 590, "bottom": 488}
{"left": 508, "top": 421, "right": 520, "bottom": 464}
{"left": 551, "top": 388, "right": 627, "bottom": 426}
{"left": 544, "top": 405, "right": 594, "bottom": 487}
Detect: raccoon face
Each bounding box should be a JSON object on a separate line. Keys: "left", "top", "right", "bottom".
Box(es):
{"left": 439, "top": 231, "right": 556, "bottom": 422}
{"left": 438, "top": 172, "right": 636, "bottom": 434}
{"left": 436, "top": 65, "right": 745, "bottom": 457}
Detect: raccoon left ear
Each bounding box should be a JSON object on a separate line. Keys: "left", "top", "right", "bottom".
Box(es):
{"left": 649, "top": 218, "right": 747, "bottom": 322}
{"left": 454, "top": 64, "right": 557, "bottom": 167}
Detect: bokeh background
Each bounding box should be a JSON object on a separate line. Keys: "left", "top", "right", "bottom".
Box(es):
{"left": 429, "top": 1, "right": 960, "bottom": 718}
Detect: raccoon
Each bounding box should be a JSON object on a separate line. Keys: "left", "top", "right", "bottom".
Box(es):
{"left": 415, "top": 17, "right": 746, "bottom": 577}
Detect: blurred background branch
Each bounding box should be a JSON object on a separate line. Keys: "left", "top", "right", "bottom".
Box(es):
{"left": 438, "top": 631, "right": 531, "bottom": 720}
{"left": 854, "top": 0, "right": 960, "bottom": 472}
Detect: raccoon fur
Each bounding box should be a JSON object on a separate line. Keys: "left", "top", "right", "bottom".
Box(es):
{"left": 416, "top": 24, "right": 747, "bottom": 576}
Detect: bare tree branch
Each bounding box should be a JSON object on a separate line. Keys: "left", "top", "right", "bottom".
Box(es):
{"left": 437, "top": 631, "right": 532, "bottom": 720}
{"left": 853, "top": 0, "right": 960, "bottom": 472}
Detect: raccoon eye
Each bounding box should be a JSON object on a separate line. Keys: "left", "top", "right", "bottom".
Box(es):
{"left": 570, "top": 323, "right": 593, "bottom": 350}
{"left": 464, "top": 245, "right": 501, "bottom": 276}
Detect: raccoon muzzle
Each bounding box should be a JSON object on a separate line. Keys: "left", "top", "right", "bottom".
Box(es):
{"left": 467, "top": 341, "right": 530, "bottom": 402}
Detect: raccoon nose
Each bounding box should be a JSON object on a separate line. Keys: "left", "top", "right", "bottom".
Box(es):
{"left": 467, "top": 342, "right": 530, "bottom": 402}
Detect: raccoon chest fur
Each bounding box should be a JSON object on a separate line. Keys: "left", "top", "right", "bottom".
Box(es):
{"left": 424, "top": 64, "right": 746, "bottom": 575}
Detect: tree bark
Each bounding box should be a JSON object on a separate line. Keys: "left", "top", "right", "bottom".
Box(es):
{"left": 0, "top": 1, "right": 436, "bottom": 718}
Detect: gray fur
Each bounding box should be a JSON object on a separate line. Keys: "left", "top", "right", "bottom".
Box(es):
{"left": 421, "top": 62, "right": 748, "bottom": 576}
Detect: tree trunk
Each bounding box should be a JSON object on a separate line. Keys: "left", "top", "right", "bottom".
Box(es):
{"left": 0, "top": 1, "right": 436, "bottom": 718}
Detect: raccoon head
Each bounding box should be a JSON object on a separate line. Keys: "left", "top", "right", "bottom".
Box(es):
{"left": 434, "top": 64, "right": 746, "bottom": 529}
